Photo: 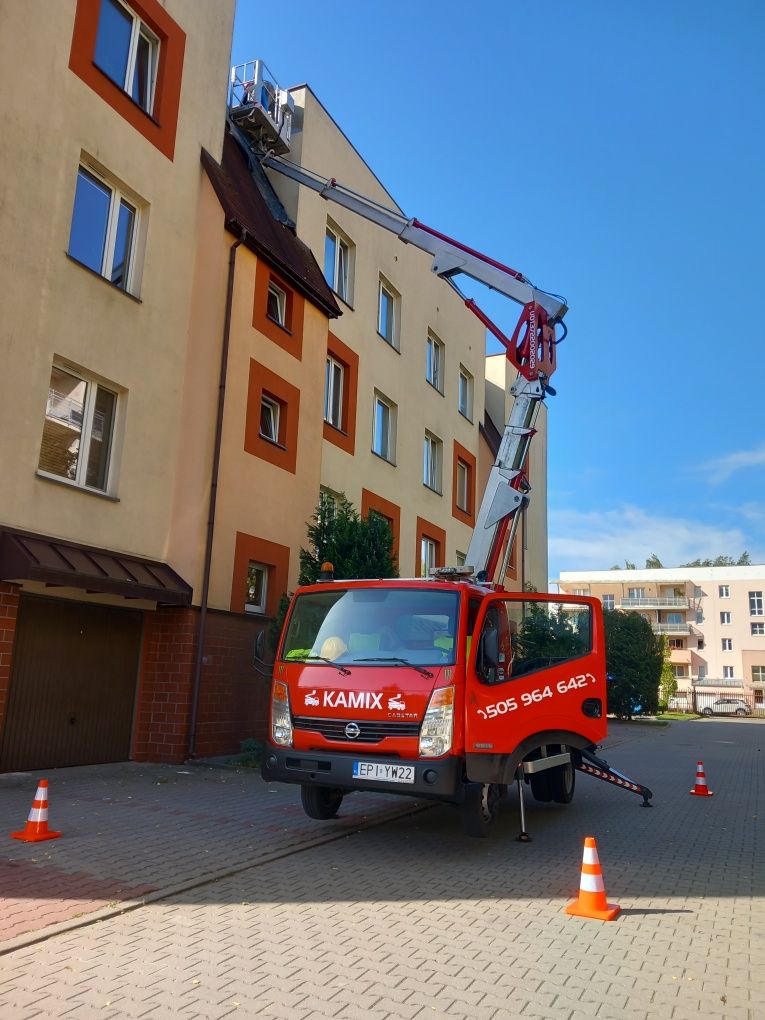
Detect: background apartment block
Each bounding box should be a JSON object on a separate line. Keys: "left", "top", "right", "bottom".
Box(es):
{"left": 558, "top": 566, "right": 765, "bottom": 713}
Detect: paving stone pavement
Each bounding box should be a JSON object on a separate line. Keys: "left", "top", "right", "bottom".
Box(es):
{"left": 1, "top": 718, "right": 763, "bottom": 1019}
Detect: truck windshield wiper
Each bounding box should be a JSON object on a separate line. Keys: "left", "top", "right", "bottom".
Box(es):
{"left": 351, "top": 657, "right": 433, "bottom": 678}
{"left": 299, "top": 655, "right": 351, "bottom": 676}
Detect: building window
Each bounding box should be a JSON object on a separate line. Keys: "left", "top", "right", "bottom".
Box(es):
{"left": 752, "top": 623, "right": 765, "bottom": 636}
{"left": 421, "top": 537, "right": 438, "bottom": 577}
{"left": 94, "top": 0, "right": 159, "bottom": 114}
{"left": 573, "top": 588, "right": 588, "bottom": 596}
{"left": 426, "top": 333, "right": 444, "bottom": 393}
{"left": 324, "top": 356, "right": 344, "bottom": 430}
{"left": 456, "top": 459, "right": 470, "bottom": 512}
{"left": 628, "top": 587, "right": 646, "bottom": 600}
{"left": 697, "top": 665, "right": 707, "bottom": 680}
{"left": 696, "top": 610, "right": 704, "bottom": 624}
{"left": 372, "top": 392, "right": 396, "bottom": 463}
{"left": 266, "top": 281, "right": 287, "bottom": 326}
{"left": 423, "top": 432, "right": 443, "bottom": 493}
{"left": 672, "top": 665, "right": 687, "bottom": 679}
{"left": 38, "top": 364, "right": 118, "bottom": 493}
{"left": 324, "top": 222, "right": 351, "bottom": 302}
{"left": 68, "top": 165, "right": 139, "bottom": 292}
{"left": 750, "top": 591, "right": 763, "bottom": 616}
{"left": 719, "top": 584, "right": 730, "bottom": 598}
{"left": 721, "top": 638, "right": 732, "bottom": 651}
{"left": 723, "top": 666, "right": 734, "bottom": 680}
{"left": 377, "top": 277, "right": 399, "bottom": 348}
{"left": 259, "top": 394, "right": 281, "bottom": 444}
{"left": 602, "top": 594, "right": 615, "bottom": 611}
{"left": 458, "top": 366, "right": 474, "bottom": 421}
{"left": 720, "top": 611, "right": 731, "bottom": 625}
{"left": 245, "top": 561, "right": 268, "bottom": 614}
{"left": 669, "top": 638, "right": 684, "bottom": 649}
{"left": 456, "top": 551, "right": 467, "bottom": 567}
{"left": 752, "top": 665, "right": 765, "bottom": 683}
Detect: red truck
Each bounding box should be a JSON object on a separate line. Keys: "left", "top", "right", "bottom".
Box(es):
{"left": 252, "top": 128, "right": 652, "bottom": 835}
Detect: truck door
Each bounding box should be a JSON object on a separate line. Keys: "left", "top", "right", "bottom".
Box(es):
{"left": 464, "top": 593, "right": 606, "bottom": 777}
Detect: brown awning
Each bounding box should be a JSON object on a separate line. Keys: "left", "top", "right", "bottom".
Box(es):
{"left": 0, "top": 529, "right": 192, "bottom": 606}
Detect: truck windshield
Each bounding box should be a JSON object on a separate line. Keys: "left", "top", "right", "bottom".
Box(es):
{"left": 281, "top": 587, "right": 460, "bottom": 667}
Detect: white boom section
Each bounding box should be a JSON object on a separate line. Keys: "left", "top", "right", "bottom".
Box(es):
{"left": 262, "top": 155, "right": 567, "bottom": 322}
{"left": 465, "top": 375, "right": 545, "bottom": 579}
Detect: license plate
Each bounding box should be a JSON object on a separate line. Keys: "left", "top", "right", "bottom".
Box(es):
{"left": 353, "top": 761, "right": 415, "bottom": 784}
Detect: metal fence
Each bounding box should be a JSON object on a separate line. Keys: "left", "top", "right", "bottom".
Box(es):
{"left": 666, "top": 690, "right": 765, "bottom": 718}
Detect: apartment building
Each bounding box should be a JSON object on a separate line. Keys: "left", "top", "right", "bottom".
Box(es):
{"left": 255, "top": 77, "right": 549, "bottom": 586}
{"left": 557, "top": 566, "right": 765, "bottom": 712}
{"left": 0, "top": 0, "right": 236, "bottom": 771}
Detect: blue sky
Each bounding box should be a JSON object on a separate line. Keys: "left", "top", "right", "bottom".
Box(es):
{"left": 232, "top": 0, "right": 765, "bottom": 578}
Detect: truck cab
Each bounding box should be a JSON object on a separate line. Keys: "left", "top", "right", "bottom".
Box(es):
{"left": 261, "top": 575, "right": 606, "bottom": 835}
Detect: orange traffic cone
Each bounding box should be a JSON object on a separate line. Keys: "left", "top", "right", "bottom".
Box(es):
{"left": 690, "top": 760, "right": 714, "bottom": 797}
{"left": 565, "top": 836, "right": 620, "bottom": 921}
{"left": 11, "top": 779, "right": 62, "bottom": 843}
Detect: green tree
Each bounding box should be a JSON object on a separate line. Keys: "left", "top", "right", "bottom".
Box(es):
{"left": 645, "top": 553, "right": 663, "bottom": 569}
{"left": 658, "top": 635, "right": 677, "bottom": 708}
{"left": 298, "top": 492, "right": 398, "bottom": 584}
{"left": 602, "top": 609, "right": 662, "bottom": 719}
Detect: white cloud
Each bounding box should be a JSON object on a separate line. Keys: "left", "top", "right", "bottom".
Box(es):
{"left": 696, "top": 444, "right": 765, "bottom": 484}
{"left": 549, "top": 504, "right": 751, "bottom": 577}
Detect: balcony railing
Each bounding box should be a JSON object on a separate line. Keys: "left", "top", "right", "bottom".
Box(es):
{"left": 619, "top": 597, "right": 689, "bottom": 609}
{"left": 693, "top": 678, "right": 743, "bottom": 687}
{"left": 652, "top": 623, "right": 691, "bottom": 634}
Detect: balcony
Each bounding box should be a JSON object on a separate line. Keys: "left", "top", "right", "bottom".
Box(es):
{"left": 669, "top": 649, "right": 692, "bottom": 664}
{"left": 653, "top": 623, "right": 691, "bottom": 635}
{"left": 693, "top": 678, "right": 743, "bottom": 688}
{"left": 619, "top": 597, "right": 689, "bottom": 609}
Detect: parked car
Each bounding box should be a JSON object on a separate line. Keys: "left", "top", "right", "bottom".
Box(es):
{"left": 700, "top": 698, "right": 752, "bottom": 717}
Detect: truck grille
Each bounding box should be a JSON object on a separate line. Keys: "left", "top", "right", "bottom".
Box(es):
{"left": 292, "top": 716, "right": 420, "bottom": 744}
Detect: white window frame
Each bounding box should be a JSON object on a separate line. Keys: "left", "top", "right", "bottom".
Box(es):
{"left": 602, "top": 594, "right": 615, "bottom": 611}
{"left": 245, "top": 561, "right": 268, "bottom": 615}
{"left": 324, "top": 355, "right": 344, "bottom": 430}
{"left": 38, "top": 363, "right": 119, "bottom": 494}
{"left": 750, "top": 591, "right": 764, "bottom": 616}
{"left": 95, "top": 0, "right": 159, "bottom": 114}
{"left": 751, "top": 622, "right": 765, "bottom": 636}
{"left": 455, "top": 551, "right": 467, "bottom": 567}
{"left": 628, "top": 588, "right": 646, "bottom": 599}
{"left": 426, "top": 332, "right": 444, "bottom": 393}
{"left": 324, "top": 223, "right": 352, "bottom": 302}
{"left": 267, "top": 281, "right": 287, "bottom": 326}
{"left": 721, "top": 638, "right": 732, "bottom": 651}
{"left": 70, "top": 163, "right": 140, "bottom": 293}
{"left": 372, "top": 392, "right": 395, "bottom": 463}
{"left": 723, "top": 666, "right": 734, "bottom": 680}
{"left": 752, "top": 665, "right": 765, "bottom": 682}
{"left": 720, "top": 611, "right": 731, "bottom": 625}
{"left": 260, "top": 394, "right": 281, "bottom": 444}
{"left": 458, "top": 365, "right": 474, "bottom": 421}
{"left": 421, "top": 537, "right": 437, "bottom": 577}
{"left": 423, "top": 431, "right": 443, "bottom": 493}
{"left": 456, "top": 459, "right": 469, "bottom": 512}
{"left": 377, "top": 277, "right": 399, "bottom": 348}
{"left": 719, "top": 585, "right": 730, "bottom": 598}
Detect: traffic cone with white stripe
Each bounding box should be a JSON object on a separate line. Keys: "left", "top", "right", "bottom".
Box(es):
{"left": 564, "top": 836, "right": 620, "bottom": 921}
{"left": 10, "top": 779, "right": 62, "bottom": 843}
{"left": 690, "top": 760, "right": 714, "bottom": 797}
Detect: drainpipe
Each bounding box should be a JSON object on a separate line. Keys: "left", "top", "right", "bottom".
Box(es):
{"left": 187, "top": 228, "right": 246, "bottom": 759}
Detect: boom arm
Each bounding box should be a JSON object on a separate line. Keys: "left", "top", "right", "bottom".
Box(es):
{"left": 262, "top": 152, "right": 567, "bottom": 581}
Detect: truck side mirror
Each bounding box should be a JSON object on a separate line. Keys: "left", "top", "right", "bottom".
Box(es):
{"left": 477, "top": 625, "right": 499, "bottom": 680}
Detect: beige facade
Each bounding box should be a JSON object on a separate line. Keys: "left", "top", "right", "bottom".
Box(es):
{"left": 0, "top": 0, "right": 235, "bottom": 568}
{"left": 267, "top": 87, "right": 540, "bottom": 582}
{"left": 558, "top": 567, "right": 765, "bottom": 708}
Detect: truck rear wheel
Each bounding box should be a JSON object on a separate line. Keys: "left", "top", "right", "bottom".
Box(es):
{"left": 461, "top": 782, "right": 501, "bottom": 837}
{"left": 549, "top": 760, "right": 575, "bottom": 804}
{"left": 300, "top": 784, "right": 344, "bottom": 820}
{"left": 529, "top": 771, "right": 553, "bottom": 802}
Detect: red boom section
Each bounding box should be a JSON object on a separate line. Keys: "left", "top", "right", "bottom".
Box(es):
{"left": 465, "top": 299, "right": 557, "bottom": 382}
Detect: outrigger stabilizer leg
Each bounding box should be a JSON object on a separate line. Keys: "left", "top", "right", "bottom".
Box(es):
{"left": 515, "top": 768, "right": 531, "bottom": 842}
{"left": 576, "top": 748, "right": 653, "bottom": 806}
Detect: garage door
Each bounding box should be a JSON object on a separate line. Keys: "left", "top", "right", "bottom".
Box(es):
{"left": 0, "top": 595, "right": 143, "bottom": 772}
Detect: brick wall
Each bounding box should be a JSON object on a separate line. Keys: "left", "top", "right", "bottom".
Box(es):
{"left": 133, "top": 607, "right": 197, "bottom": 764}
{"left": 193, "top": 609, "right": 271, "bottom": 758}
{"left": 133, "top": 606, "right": 271, "bottom": 764}
{"left": 0, "top": 583, "right": 20, "bottom": 742}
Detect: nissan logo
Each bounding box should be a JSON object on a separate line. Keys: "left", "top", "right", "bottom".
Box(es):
{"left": 345, "top": 721, "right": 361, "bottom": 740}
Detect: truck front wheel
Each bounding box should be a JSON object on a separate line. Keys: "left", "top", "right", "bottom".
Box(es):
{"left": 461, "top": 782, "right": 501, "bottom": 837}
{"left": 300, "top": 784, "right": 344, "bottom": 820}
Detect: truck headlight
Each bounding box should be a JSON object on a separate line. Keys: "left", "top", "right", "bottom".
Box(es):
{"left": 419, "top": 686, "right": 454, "bottom": 758}
{"left": 271, "top": 680, "right": 293, "bottom": 747}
